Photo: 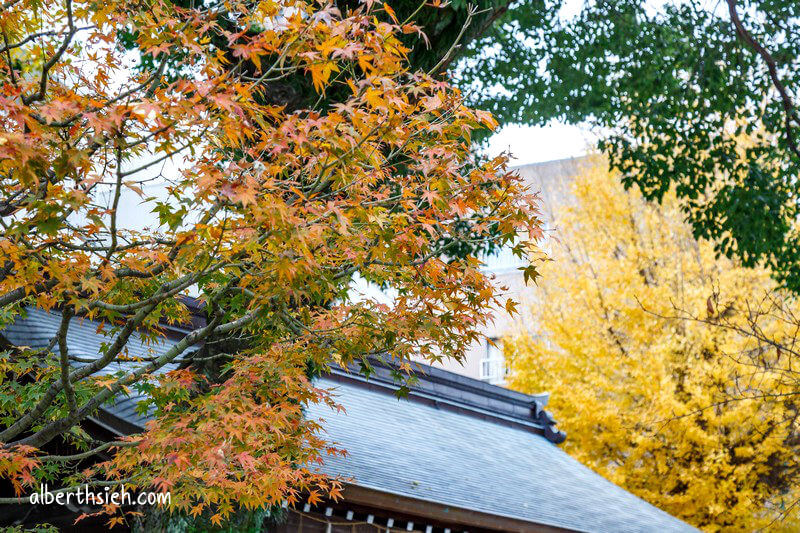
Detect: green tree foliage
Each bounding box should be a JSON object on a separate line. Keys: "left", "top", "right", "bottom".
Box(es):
{"left": 457, "top": 0, "right": 800, "bottom": 291}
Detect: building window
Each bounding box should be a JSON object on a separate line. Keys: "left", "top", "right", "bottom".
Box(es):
{"left": 480, "top": 338, "right": 507, "bottom": 384}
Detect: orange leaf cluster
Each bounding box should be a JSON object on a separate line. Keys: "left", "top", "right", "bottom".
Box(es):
{"left": 0, "top": 0, "right": 542, "bottom": 519}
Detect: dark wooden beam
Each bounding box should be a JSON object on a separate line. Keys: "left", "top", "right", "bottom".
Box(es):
{"left": 341, "top": 484, "right": 577, "bottom": 533}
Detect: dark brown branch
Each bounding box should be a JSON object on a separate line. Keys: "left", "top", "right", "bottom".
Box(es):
{"left": 38, "top": 440, "right": 137, "bottom": 463}
{"left": 0, "top": 279, "right": 59, "bottom": 308}
{"left": 22, "top": 0, "right": 76, "bottom": 106}
{"left": 428, "top": 4, "right": 478, "bottom": 77}
{"left": 12, "top": 310, "right": 255, "bottom": 449}
{"left": 727, "top": 0, "right": 800, "bottom": 159}
{"left": 56, "top": 306, "right": 77, "bottom": 416}
{"left": 0, "top": 26, "right": 93, "bottom": 55}
{"left": 0, "top": 301, "right": 157, "bottom": 443}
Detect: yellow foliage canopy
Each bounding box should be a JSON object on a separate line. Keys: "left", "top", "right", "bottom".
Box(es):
{"left": 506, "top": 159, "right": 800, "bottom": 531}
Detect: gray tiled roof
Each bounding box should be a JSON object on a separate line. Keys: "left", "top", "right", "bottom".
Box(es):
{"left": 1, "top": 307, "right": 188, "bottom": 424}
{"left": 307, "top": 376, "right": 697, "bottom": 533}
{"left": 2, "top": 309, "right": 696, "bottom": 532}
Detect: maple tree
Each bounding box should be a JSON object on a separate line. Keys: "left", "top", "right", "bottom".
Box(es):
{"left": 0, "top": 0, "right": 541, "bottom": 525}
{"left": 505, "top": 159, "right": 800, "bottom": 531}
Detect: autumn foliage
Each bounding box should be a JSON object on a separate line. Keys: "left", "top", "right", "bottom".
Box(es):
{"left": 505, "top": 160, "right": 800, "bottom": 531}
{"left": 0, "top": 0, "right": 540, "bottom": 522}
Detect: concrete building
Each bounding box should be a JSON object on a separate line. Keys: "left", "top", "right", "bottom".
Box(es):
{"left": 431, "top": 157, "right": 590, "bottom": 385}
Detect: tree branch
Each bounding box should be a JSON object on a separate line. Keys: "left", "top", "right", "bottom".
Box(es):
{"left": 727, "top": 0, "right": 800, "bottom": 159}
{"left": 22, "top": 0, "right": 76, "bottom": 106}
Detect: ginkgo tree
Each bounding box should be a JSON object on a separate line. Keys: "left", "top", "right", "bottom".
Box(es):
{"left": 0, "top": 0, "right": 541, "bottom": 525}
{"left": 505, "top": 159, "right": 800, "bottom": 531}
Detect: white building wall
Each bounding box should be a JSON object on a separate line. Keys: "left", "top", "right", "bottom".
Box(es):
{"left": 425, "top": 156, "right": 591, "bottom": 384}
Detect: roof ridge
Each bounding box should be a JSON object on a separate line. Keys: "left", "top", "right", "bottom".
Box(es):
{"left": 331, "top": 357, "right": 566, "bottom": 444}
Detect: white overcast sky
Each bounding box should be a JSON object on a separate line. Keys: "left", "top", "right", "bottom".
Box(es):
{"left": 485, "top": 0, "right": 696, "bottom": 166}
{"left": 481, "top": 0, "right": 590, "bottom": 166}
{"left": 485, "top": 122, "right": 598, "bottom": 166}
